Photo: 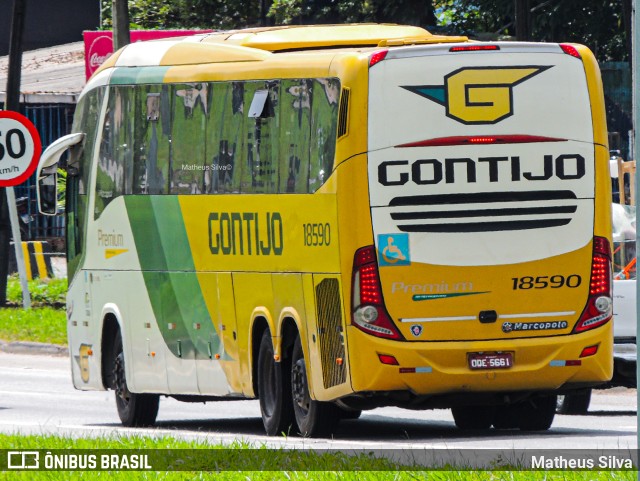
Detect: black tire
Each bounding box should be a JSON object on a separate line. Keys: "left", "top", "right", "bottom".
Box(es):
{"left": 257, "top": 330, "right": 294, "bottom": 436}
{"left": 493, "top": 404, "right": 519, "bottom": 429}
{"left": 518, "top": 394, "right": 557, "bottom": 431}
{"left": 451, "top": 405, "right": 495, "bottom": 430}
{"left": 291, "top": 337, "right": 339, "bottom": 437}
{"left": 113, "top": 331, "right": 159, "bottom": 427}
{"left": 338, "top": 408, "right": 362, "bottom": 420}
{"left": 556, "top": 390, "right": 591, "bottom": 415}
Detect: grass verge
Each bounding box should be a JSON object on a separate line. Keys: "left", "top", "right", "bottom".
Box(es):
{"left": 0, "top": 307, "right": 66, "bottom": 345}
{"left": 6, "top": 275, "right": 67, "bottom": 307}
{"left": 0, "top": 433, "right": 635, "bottom": 480}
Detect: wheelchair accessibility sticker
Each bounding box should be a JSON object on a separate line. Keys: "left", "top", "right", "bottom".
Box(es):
{"left": 378, "top": 233, "right": 411, "bottom": 266}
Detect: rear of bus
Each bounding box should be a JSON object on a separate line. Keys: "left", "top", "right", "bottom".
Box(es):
{"left": 346, "top": 42, "right": 612, "bottom": 426}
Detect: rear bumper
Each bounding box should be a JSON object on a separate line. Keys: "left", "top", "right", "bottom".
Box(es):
{"left": 345, "top": 322, "right": 613, "bottom": 397}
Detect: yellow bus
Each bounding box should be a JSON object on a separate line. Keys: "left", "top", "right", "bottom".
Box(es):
{"left": 36, "top": 24, "right": 613, "bottom": 436}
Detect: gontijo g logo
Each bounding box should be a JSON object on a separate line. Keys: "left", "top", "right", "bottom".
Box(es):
{"left": 403, "top": 66, "right": 551, "bottom": 125}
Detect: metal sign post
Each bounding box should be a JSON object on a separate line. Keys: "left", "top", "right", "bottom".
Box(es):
{"left": 0, "top": 110, "right": 42, "bottom": 310}
{"left": 6, "top": 186, "right": 29, "bottom": 308}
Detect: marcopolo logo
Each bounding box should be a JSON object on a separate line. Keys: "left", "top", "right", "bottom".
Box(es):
{"left": 502, "top": 320, "right": 568, "bottom": 333}
{"left": 403, "top": 66, "right": 551, "bottom": 125}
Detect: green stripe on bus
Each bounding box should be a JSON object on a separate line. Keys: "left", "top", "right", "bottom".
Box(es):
{"left": 111, "top": 67, "right": 170, "bottom": 85}
{"left": 125, "top": 196, "right": 221, "bottom": 360}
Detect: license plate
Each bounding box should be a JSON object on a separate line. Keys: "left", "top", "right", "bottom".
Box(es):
{"left": 468, "top": 352, "right": 513, "bottom": 370}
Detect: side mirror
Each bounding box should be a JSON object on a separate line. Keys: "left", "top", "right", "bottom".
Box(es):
{"left": 37, "top": 167, "right": 58, "bottom": 215}
{"left": 35, "top": 132, "right": 84, "bottom": 215}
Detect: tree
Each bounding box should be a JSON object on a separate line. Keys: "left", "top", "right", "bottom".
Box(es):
{"left": 436, "top": 0, "right": 630, "bottom": 61}
{"left": 97, "top": 0, "right": 629, "bottom": 62}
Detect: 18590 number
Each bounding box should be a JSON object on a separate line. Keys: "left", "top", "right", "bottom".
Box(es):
{"left": 303, "top": 223, "right": 331, "bottom": 246}
{"left": 511, "top": 275, "right": 581, "bottom": 290}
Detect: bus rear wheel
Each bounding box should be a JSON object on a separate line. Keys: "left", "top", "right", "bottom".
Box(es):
{"left": 518, "top": 394, "right": 556, "bottom": 431}
{"left": 451, "top": 405, "right": 495, "bottom": 430}
{"left": 290, "top": 337, "right": 338, "bottom": 437}
{"left": 556, "top": 390, "right": 591, "bottom": 415}
{"left": 257, "top": 330, "right": 294, "bottom": 436}
{"left": 112, "top": 332, "right": 159, "bottom": 427}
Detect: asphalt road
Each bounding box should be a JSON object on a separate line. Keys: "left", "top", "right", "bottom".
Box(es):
{"left": 0, "top": 351, "right": 636, "bottom": 451}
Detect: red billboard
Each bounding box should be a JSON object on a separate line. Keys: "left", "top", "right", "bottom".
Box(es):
{"left": 83, "top": 30, "right": 213, "bottom": 79}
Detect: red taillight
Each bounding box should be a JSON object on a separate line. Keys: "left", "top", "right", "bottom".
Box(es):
{"left": 352, "top": 246, "right": 403, "bottom": 340}
{"left": 589, "top": 256, "right": 608, "bottom": 295}
{"left": 560, "top": 44, "right": 581, "bottom": 59}
{"left": 573, "top": 237, "right": 612, "bottom": 333}
{"left": 449, "top": 45, "right": 500, "bottom": 52}
{"left": 369, "top": 49, "right": 388, "bottom": 68}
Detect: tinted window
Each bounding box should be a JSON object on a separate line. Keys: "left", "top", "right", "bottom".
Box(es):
{"left": 309, "top": 78, "right": 339, "bottom": 192}
{"left": 67, "top": 87, "right": 105, "bottom": 279}
{"left": 205, "top": 82, "right": 244, "bottom": 193}
{"left": 170, "top": 83, "right": 208, "bottom": 194}
{"left": 132, "top": 85, "right": 171, "bottom": 194}
{"left": 279, "top": 79, "right": 311, "bottom": 193}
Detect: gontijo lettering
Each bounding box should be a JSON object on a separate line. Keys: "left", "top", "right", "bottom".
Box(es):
{"left": 208, "top": 211, "right": 283, "bottom": 256}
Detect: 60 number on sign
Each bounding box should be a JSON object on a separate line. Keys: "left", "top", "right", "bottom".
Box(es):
{"left": 0, "top": 111, "right": 42, "bottom": 187}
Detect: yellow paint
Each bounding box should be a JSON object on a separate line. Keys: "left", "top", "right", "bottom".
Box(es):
{"left": 347, "top": 322, "right": 613, "bottom": 394}
{"left": 79, "top": 344, "right": 92, "bottom": 383}
{"left": 32, "top": 242, "right": 49, "bottom": 280}
{"left": 446, "top": 67, "right": 546, "bottom": 123}
{"left": 105, "top": 248, "right": 129, "bottom": 259}
{"left": 179, "top": 195, "right": 340, "bottom": 273}
{"left": 21, "top": 242, "right": 32, "bottom": 281}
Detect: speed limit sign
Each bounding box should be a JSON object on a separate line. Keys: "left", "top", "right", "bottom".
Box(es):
{"left": 0, "top": 111, "right": 42, "bottom": 187}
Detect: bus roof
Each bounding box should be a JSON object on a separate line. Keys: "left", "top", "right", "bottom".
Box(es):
{"left": 96, "top": 24, "right": 468, "bottom": 74}
{"left": 198, "top": 24, "right": 468, "bottom": 51}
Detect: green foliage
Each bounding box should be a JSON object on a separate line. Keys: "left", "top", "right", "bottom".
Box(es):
{"left": 101, "top": 0, "right": 267, "bottom": 30}
{"left": 0, "top": 307, "right": 66, "bottom": 345}
{"left": 6, "top": 275, "right": 67, "bottom": 307}
{"left": 98, "top": 0, "right": 629, "bottom": 61}
{"left": 436, "top": 0, "right": 630, "bottom": 61}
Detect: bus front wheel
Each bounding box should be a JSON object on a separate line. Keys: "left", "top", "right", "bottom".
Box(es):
{"left": 290, "top": 336, "right": 338, "bottom": 437}
{"left": 112, "top": 331, "right": 159, "bottom": 427}
{"left": 257, "top": 330, "right": 294, "bottom": 436}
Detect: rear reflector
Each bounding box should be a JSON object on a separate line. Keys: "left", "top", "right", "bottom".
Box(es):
{"left": 580, "top": 345, "right": 599, "bottom": 358}
{"left": 450, "top": 45, "right": 500, "bottom": 52}
{"left": 550, "top": 360, "right": 582, "bottom": 367}
{"left": 369, "top": 49, "right": 389, "bottom": 68}
{"left": 560, "top": 44, "right": 581, "bottom": 58}
{"left": 397, "top": 134, "right": 567, "bottom": 148}
{"left": 378, "top": 354, "right": 399, "bottom": 365}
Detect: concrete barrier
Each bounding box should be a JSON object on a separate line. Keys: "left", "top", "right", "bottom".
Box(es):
{"left": 8, "top": 241, "right": 55, "bottom": 280}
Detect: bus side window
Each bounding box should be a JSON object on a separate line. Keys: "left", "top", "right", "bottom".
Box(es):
{"left": 309, "top": 78, "right": 340, "bottom": 193}
{"left": 206, "top": 82, "right": 243, "bottom": 194}
{"left": 67, "top": 87, "right": 105, "bottom": 280}
{"left": 95, "top": 86, "right": 130, "bottom": 218}
{"left": 170, "top": 83, "right": 208, "bottom": 194}
{"left": 243, "top": 81, "right": 280, "bottom": 194}
{"left": 133, "top": 87, "right": 171, "bottom": 194}
{"left": 279, "top": 79, "right": 311, "bottom": 194}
